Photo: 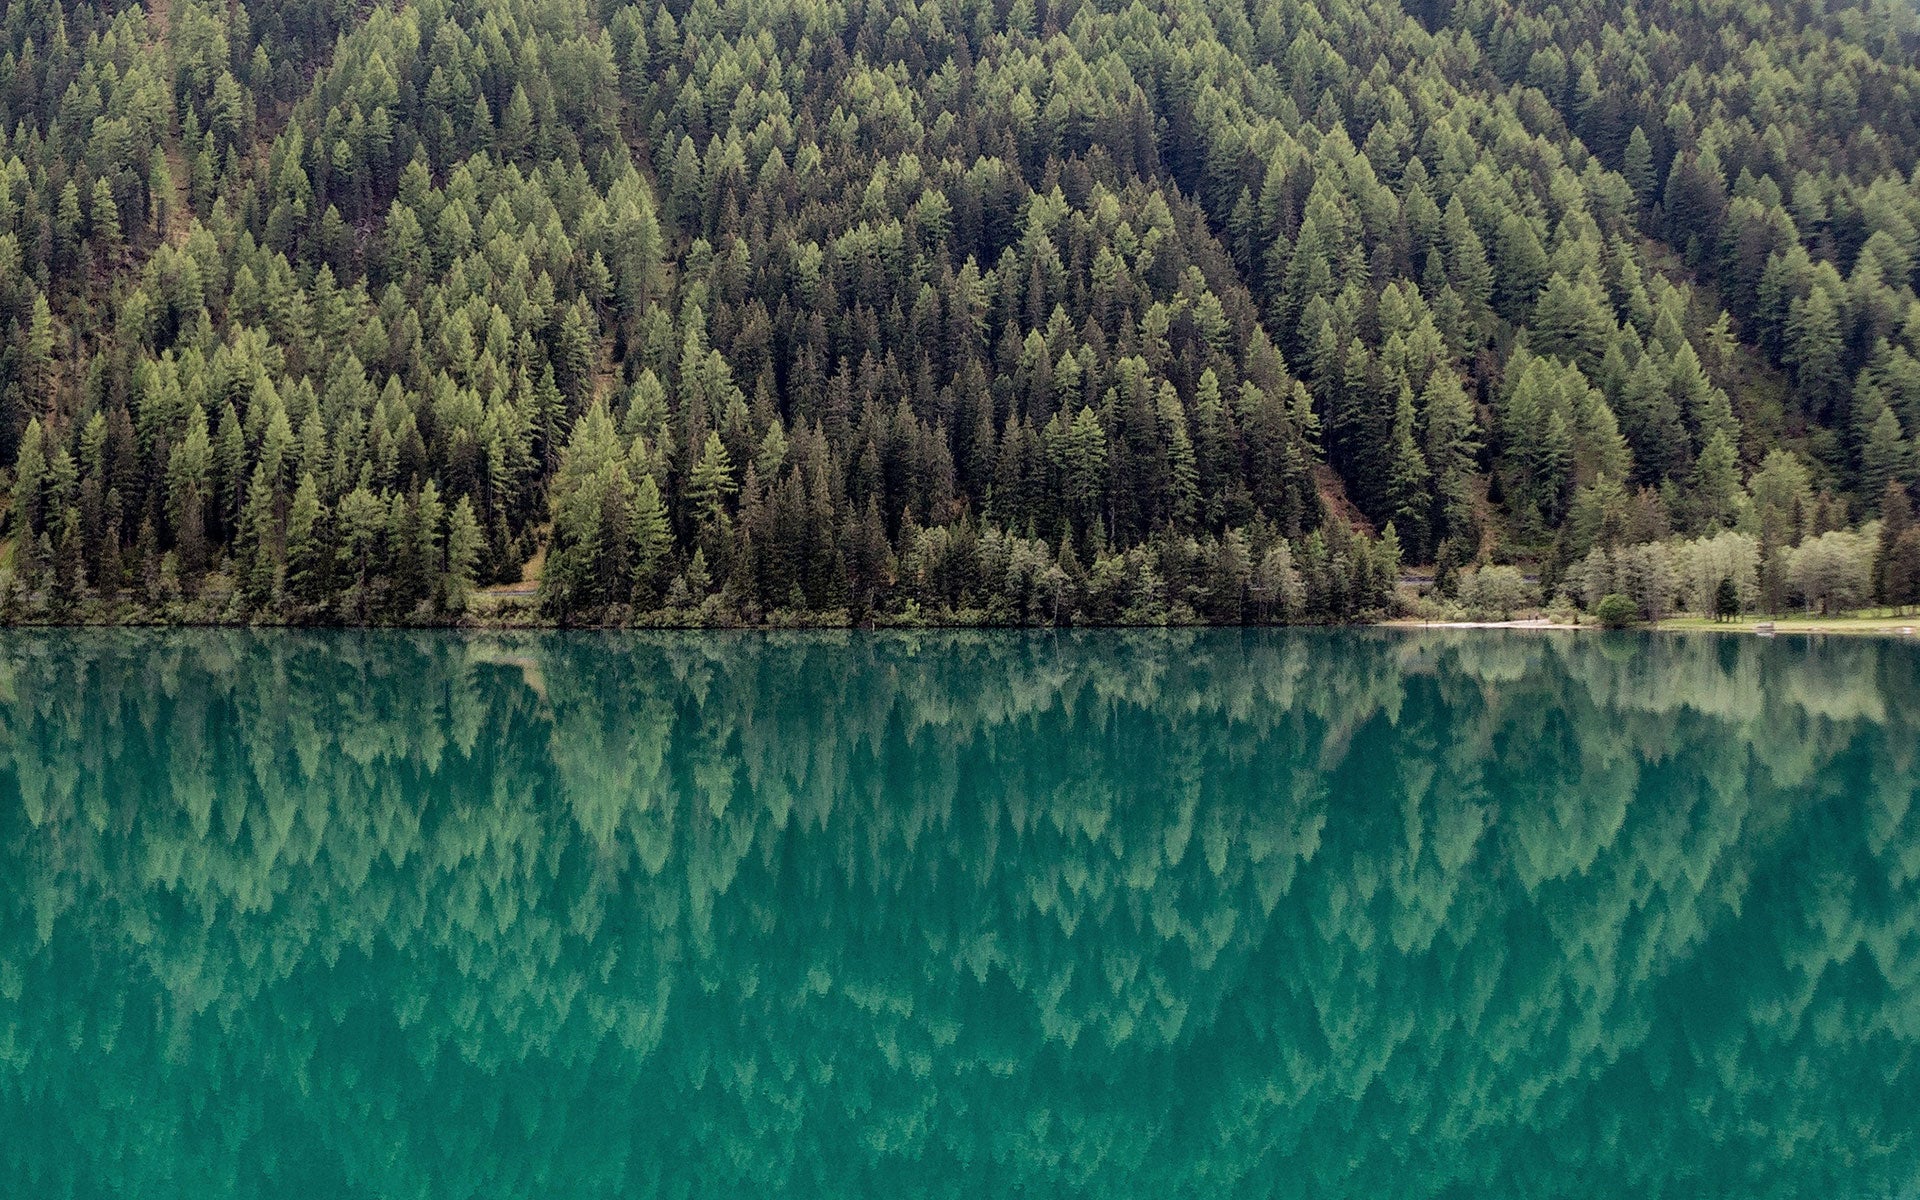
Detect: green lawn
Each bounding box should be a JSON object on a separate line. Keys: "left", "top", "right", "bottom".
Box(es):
{"left": 1656, "top": 611, "right": 1920, "bottom": 636}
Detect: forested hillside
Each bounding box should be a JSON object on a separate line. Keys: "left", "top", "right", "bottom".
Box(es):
{"left": 0, "top": 0, "right": 1916, "bottom": 624}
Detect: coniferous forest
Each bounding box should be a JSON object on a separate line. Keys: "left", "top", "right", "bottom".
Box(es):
{"left": 0, "top": 0, "right": 1917, "bottom": 624}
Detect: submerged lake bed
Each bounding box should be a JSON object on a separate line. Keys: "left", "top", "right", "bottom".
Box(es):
{"left": 0, "top": 629, "right": 1917, "bottom": 1198}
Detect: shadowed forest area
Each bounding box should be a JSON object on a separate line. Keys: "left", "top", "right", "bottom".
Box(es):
{"left": 0, "top": 0, "right": 1917, "bottom": 624}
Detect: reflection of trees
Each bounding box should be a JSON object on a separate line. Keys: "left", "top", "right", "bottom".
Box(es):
{"left": 0, "top": 630, "right": 1917, "bottom": 1198}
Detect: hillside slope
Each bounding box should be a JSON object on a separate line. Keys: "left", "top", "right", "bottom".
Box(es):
{"left": 0, "top": 0, "right": 1916, "bottom": 623}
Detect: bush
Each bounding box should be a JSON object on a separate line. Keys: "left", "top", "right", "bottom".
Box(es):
{"left": 1786, "top": 529, "right": 1874, "bottom": 614}
{"left": 1457, "top": 565, "right": 1535, "bottom": 619}
{"left": 1594, "top": 593, "right": 1638, "bottom": 628}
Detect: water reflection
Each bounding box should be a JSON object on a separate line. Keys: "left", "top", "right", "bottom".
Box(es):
{"left": 0, "top": 630, "right": 1917, "bottom": 1198}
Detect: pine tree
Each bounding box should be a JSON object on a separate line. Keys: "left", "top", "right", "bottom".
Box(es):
{"left": 237, "top": 464, "right": 280, "bottom": 608}
{"left": 1861, "top": 406, "right": 1912, "bottom": 502}
{"left": 1689, "top": 430, "right": 1741, "bottom": 531}
{"left": 1714, "top": 575, "right": 1740, "bottom": 620}
{"left": 415, "top": 481, "right": 445, "bottom": 603}
{"left": 1158, "top": 387, "right": 1200, "bottom": 531}
{"left": 175, "top": 492, "right": 209, "bottom": 588}
{"left": 1443, "top": 201, "right": 1494, "bottom": 316}
{"left": 1875, "top": 481, "right": 1914, "bottom": 604}
{"left": 286, "top": 473, "right": 329, "bottom": 605}
{"left": 89, "top": 178, "right": 122, "bottom": 263}
{"left": 1784, "top": 286, "right": 1845, "bottom": 418}
{"left": 501, "top": 84, "right": 535, "bottom": 161}
{"left": 1384, "top": 386, "right": 1432, "bottom": 556}
{"left": 1493, "top": 213, "right": 1550, "bottom": 320}
{"left": 687, "top": 431, "right": 737, "bottom": 526}
{"left": 53, "top": 181, "right": 83, "bottom": 268}
{"left": 554, "top": 299, "right": 597, "bottom": 404}
{"left": 1422, "top": 372, "right": 1481, "bottom": 548}
{"left": 667, "top": 135, "right": 703, "bottom": 233}
{"left": 9, "top": 418, "right": 48, "bottom": 538}
{"left": 25, "top": 294, "right": 56, "bottom": 397}
{"left": 51, "top": 506, "right": 83, "bottom": 607}
{"left": 684, "top": 546, "right": 712, "bottom": 600}
{"left": 631, "top": 474, "right": 672, "bottom": 601}
{"left": 167, "top": 407, "right": 214, "bottom": 550}
{"left": 1065, "top": 406, "right": 1109, "bottom": 537}
{"left": 1886, "top": 528, "right": 1920, "bottom": 613}
{"left": 214, "top": 404, "right": 247, "bottom": 538}
{"left": 445, "top": 493, "right": 482, "bottom": 609}
{"left": 1623, "top": 126, "right": 1656, "bottom": 204}
{"left": 1531, "top": 275, "right": 1613, "bottom": 371}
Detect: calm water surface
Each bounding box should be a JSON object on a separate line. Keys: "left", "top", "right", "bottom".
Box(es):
{"left": 1, "top": 629, "right": 1918, "bottom": 1198}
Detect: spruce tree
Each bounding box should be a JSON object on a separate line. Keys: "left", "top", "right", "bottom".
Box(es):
{"left": 286, "top": 474, "right": 328, "bottom": 605}
{"left": 631, "top": 474, "right": 672, "bottom": 601}
{"left": 1622, "top": 126, "right": 1656, "bottom": 204}
{"left": 1875, "top": 482, "right": 1914, "bottom": 604}
{"left": 445, "top": 495, "right": 483, "bottom": 609}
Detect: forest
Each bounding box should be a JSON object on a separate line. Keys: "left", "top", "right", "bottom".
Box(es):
{"left": 0, "top": 0, "right": 1916, "bottom": 624}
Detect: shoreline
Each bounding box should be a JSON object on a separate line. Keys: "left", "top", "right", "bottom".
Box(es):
{"left": 1381, "top": 618, "right": 1584, "bottom": 631}
{"left": 1384, "top": 615, "right": 1920, "bottom": 638}
{"left": 1, "top": 614, "right": 1914, "bottom": 637}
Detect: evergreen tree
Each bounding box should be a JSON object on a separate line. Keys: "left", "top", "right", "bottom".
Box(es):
{"left": 286, "top": 474, "right": 329, "bottom": 605}
{"left": 445, "top": 496, "right": 484, "bottom": 609}
{"left": 1714, "top": 575, "right": 1740, "bottom": 620}
{"left": 687, "top": 432, "right": 738, "bottom": 528}
{"left": 1622, "top": 126, "right": 1656, "bottom": 205}
{"left": 1689, "top": 431, "right": 1741, "bottom": 532}
{"left": 1862, "top": 407, "right": 1913, "bottom": 502}
{"left": 631, "top": 475, "right": 673, "bottom": 602}
{"left": 1876, "top": 482, "right": 1915, "bottom": 605}
{"left": 9, "top": 419, "right": 48, "bottom": 540}
{"left": 237, "top": 464, "right": 280, "bottom": 608}
{"left": 89, "top": 179, "right": 122, "bottom": 262}
{"left": 1494, "top": 215, "right": 1550, "bottom": 320}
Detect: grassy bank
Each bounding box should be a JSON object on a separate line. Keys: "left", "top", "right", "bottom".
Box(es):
{"left": 1383, "top": 606, "right": 1920, "bottom": 638}
{"left": 1654, "top": 613, "right": 1920, "bottom": 637}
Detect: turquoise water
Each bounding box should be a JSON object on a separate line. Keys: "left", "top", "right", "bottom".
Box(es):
{"left": 1, "top": 629, "right": 1917, "bottom": 1198}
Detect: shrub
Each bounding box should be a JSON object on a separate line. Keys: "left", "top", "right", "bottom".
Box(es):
{"left": 1457, "top": 565, "right": 1535, "bottom": 620}
{"left": 1594, "top": 593, "right": 1638, "bottom": 628}
{"left": 1786, "top": 529, "right": 1874, "bottom": 614}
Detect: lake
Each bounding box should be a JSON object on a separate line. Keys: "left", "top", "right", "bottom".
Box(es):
{"left": 0, "top": 629, "right": 1916, "bottom": 1198}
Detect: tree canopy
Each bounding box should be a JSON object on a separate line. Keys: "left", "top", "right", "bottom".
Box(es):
{"left": 0, "top": 0, "right": 1915, "bottom": 623}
